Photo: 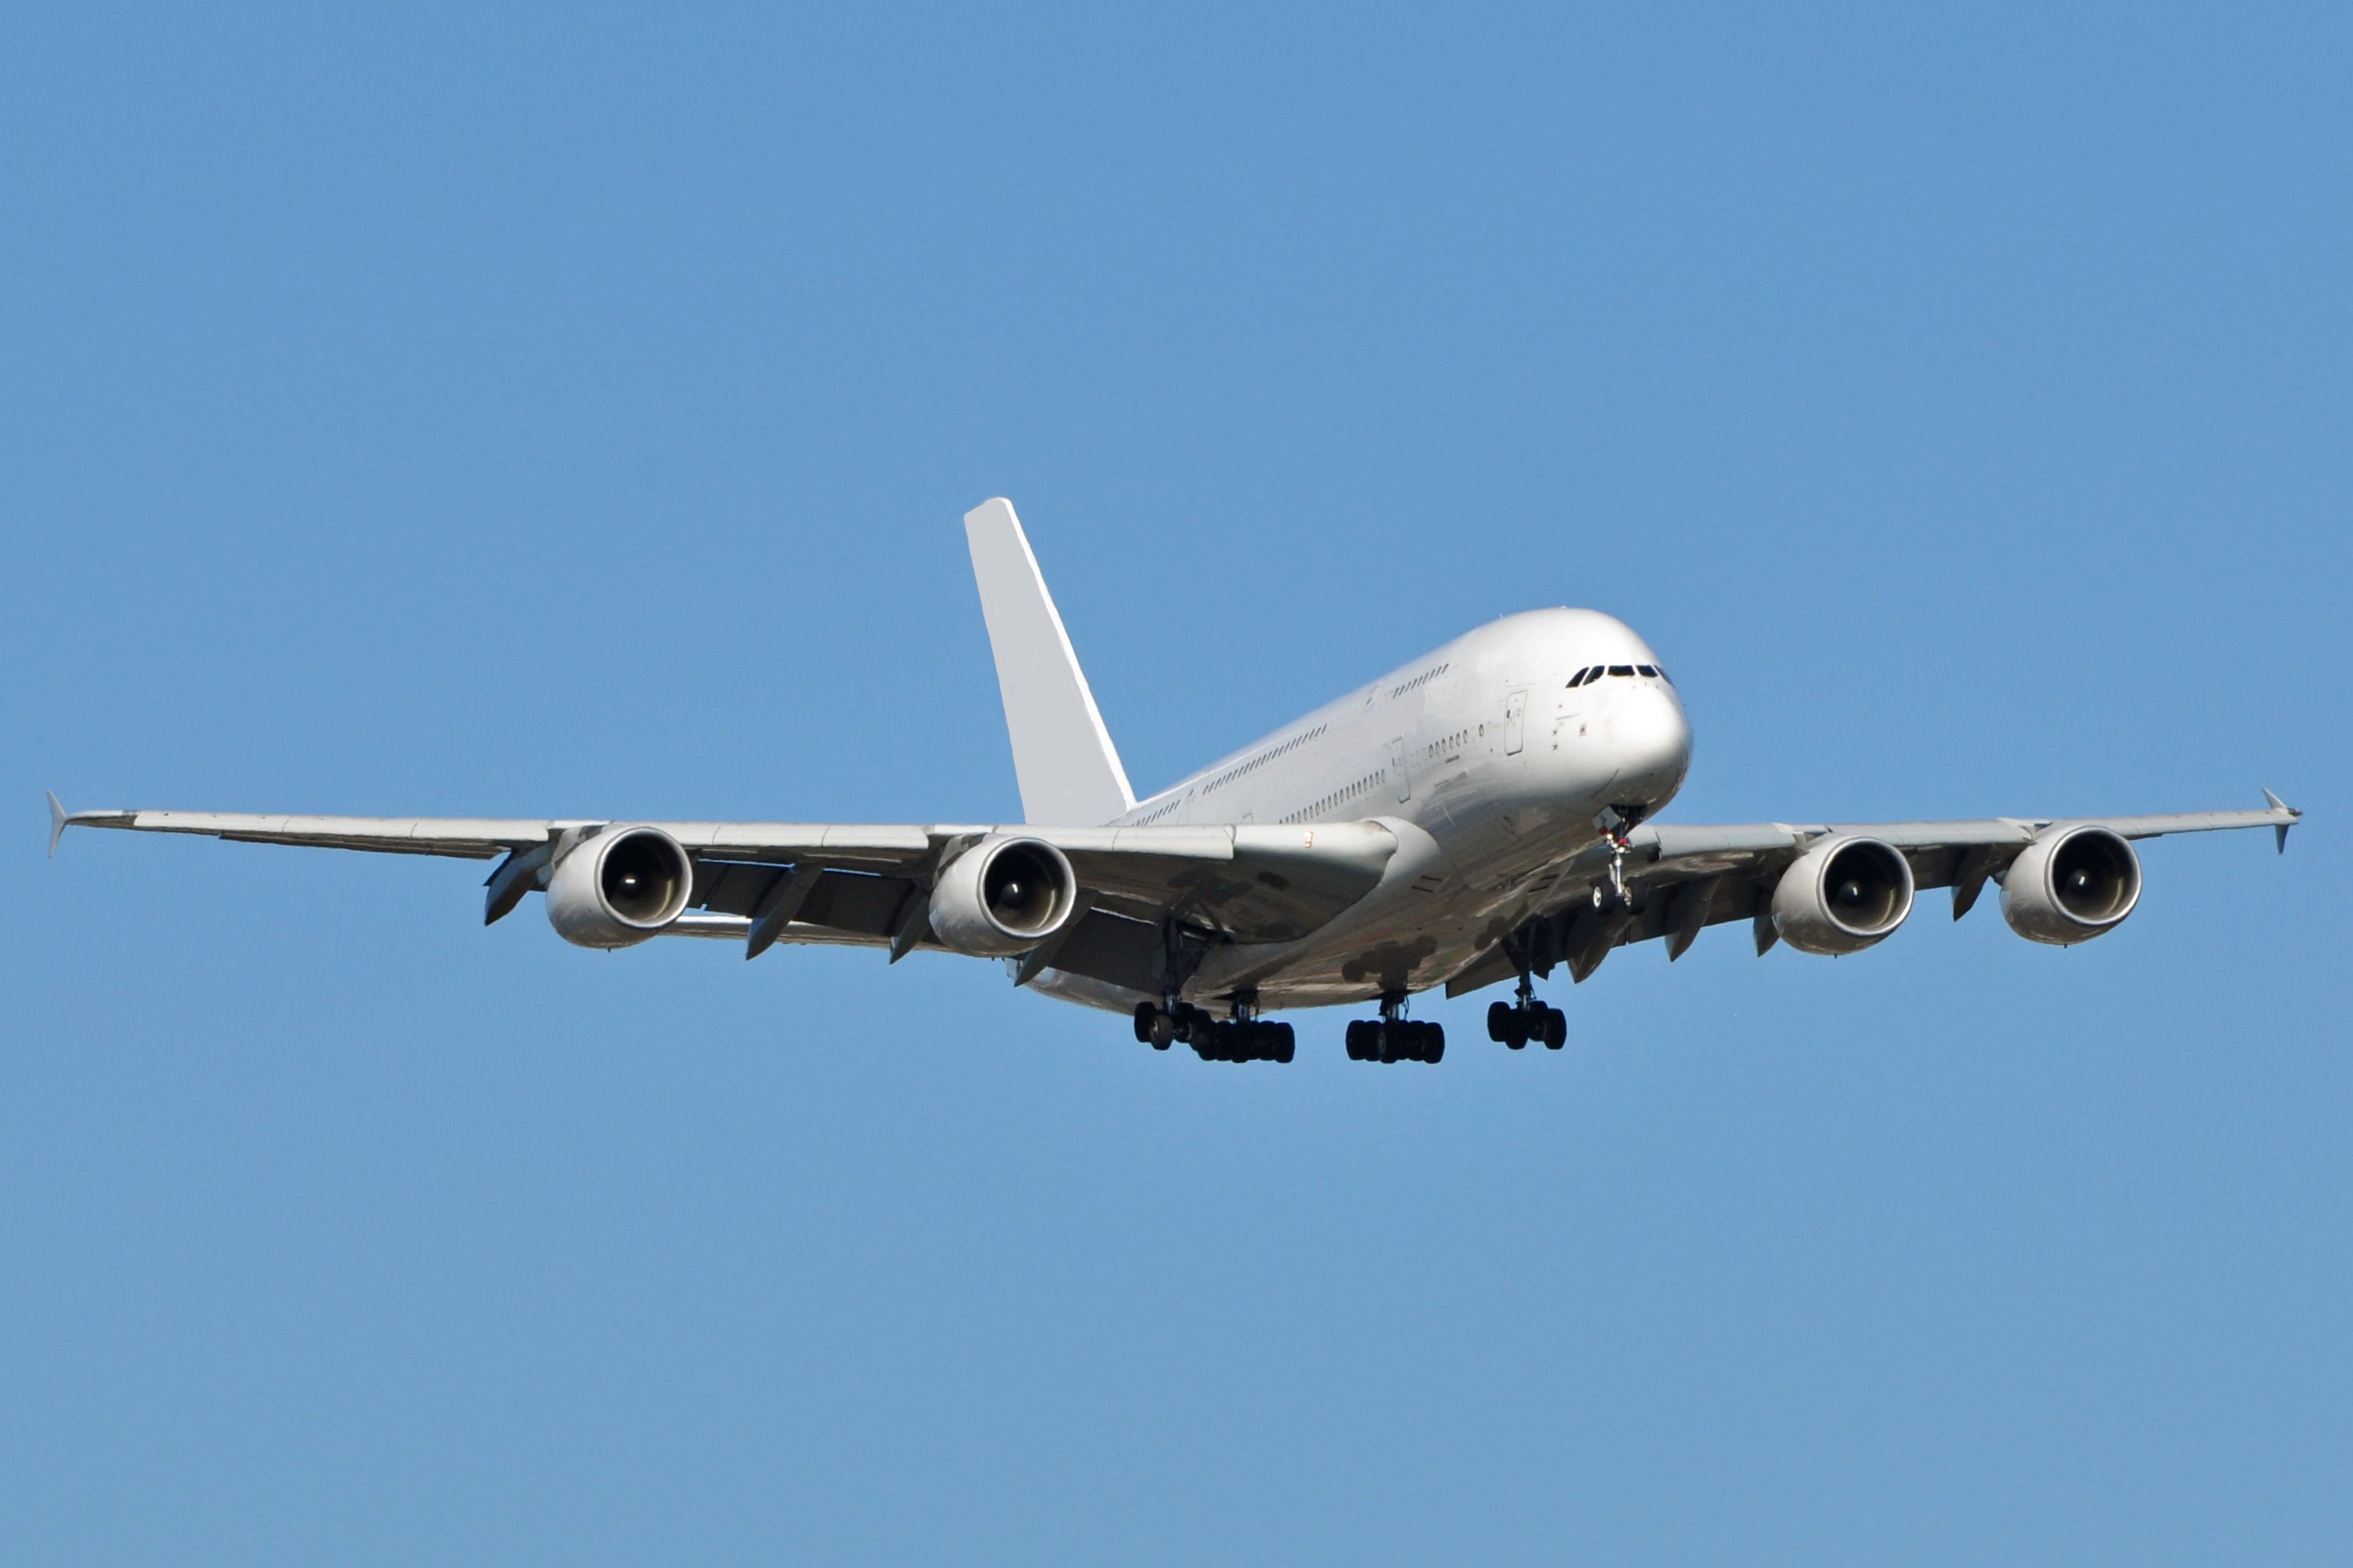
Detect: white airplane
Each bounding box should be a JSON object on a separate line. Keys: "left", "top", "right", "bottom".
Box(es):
{"left": 50, "top": 499, "right": 2301, "bottom": 1065}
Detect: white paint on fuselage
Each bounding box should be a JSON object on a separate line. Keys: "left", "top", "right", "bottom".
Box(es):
{"left": 1036, "top": 609, "right": 1694, "bottom": 1014}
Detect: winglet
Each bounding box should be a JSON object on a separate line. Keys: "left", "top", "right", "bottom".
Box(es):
{"left": 47, "top": 791, "right": 68, "bottom": 858}
{"left": 2264, "top": 788, "right": 2300, "bottom": 855}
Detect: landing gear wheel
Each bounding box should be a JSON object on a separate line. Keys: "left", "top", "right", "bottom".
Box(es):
{"left": 1148, "top": 1011, "right": 1176, "bottom": 1050}
{"left": 1352, "top": 999, "right": 1440, "bottom": 1063}
{"left": 1540, "top": 1007, "right": 1567, "bottom": 1050}
{"left": 1134, "top": 1003, "right": 1157, "bottom": 1044}
{"left": 1271, "top": 1022, "right": 1296, "bottom": 1064}
{"left": 1487, "top": 1001, "right": 1514, "bottom": 1043}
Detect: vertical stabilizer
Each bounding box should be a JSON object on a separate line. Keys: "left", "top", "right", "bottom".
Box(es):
{"left": 963, "top": 498, "right": 1137, "bottom": 826}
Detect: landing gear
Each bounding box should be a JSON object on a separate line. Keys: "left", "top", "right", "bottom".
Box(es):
{"left": 1134, "top": 999, "right": 1293, "bottom": 1062}
{"left": 1345, "top": 994, "right": 1444, "bottom": 1064}
{"left": 1132, "top": 1001, "right": 1177, "bottom": 1050}
{"left": 1194, "top": 1019, "right": 1294, "bottom": 1063}
{"left": 1591, "top": 804, "right": 1646, "bottom": 912}
{"left": 1486, "top": 972, "right": 1567, "bottom": 1050}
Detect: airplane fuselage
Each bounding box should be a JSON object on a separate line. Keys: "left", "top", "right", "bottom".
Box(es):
{"left": 1034, "top": 609, "right": 1694, "bottom": 1013}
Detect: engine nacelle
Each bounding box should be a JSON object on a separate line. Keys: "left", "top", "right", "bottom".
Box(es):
{"left": 2001, "top": 825, "right": 2141, "bottom": 946}
{"left": 929, "top": 834, "right": 1080, "bottom": 957}
{"left": 545, "top": 825, "right": 695, "bottom": 949}
{"left": 1771, "top": 834, "right": 1916, "bottom": 955}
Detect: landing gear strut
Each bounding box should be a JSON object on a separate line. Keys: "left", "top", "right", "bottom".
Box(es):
{"left": 1346, "top": 992, "right": 1444, "bottom": 1064}
{"left": 1591, "top": 804, "right": 1646, "bottom": 912}
{"left": 1486, "top": 961, "right": 1567, "bottom": 1051}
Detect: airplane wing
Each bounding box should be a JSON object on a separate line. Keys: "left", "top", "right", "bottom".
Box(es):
{"left": 47, "top": 795, "right": 1398, "bottom": 997}
{"left": 1446, "top": 792, "right": 2301, "bottom": 995}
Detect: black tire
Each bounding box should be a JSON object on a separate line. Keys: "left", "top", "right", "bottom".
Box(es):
{"left": 1504, "top": 1010, "right": 1529, "bottom": 1050}
{"left": 1541, "top": 1008, "right": 1567, "bottom": 1050}
{"left": 1148, "top": 1011, "right": 1176, "bottom": 1050}
{"left": 1273, "top": 1023, "right": 1295, "bottom": 1064}
{"left": 1344, "top": 1020, "right": 1364, "bottom": 1060}
{"left": 1425, "top": 1024, "right": 1446, "bottom": 1064}
{"left": 1487, "top": 1001, "right": 1514, "bottom": 1043}
{"left": 1134, "top": 1002, "right": 1157, "bottom": 1044}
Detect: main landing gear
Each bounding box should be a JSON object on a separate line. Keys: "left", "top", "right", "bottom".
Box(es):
{"left": 1486, "top": 972, "right": 1567, "bottom": 1050}
{"left": 1345, "top": 993, "right": 1444, "bottom": 1064}
{"left": 1134, "top": 1001, "right": 1295, "bottom": 1064}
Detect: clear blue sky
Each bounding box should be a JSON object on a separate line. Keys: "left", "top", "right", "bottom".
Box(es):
{"left": 7, "top": 5, "right": 2348, "bottom": 1562}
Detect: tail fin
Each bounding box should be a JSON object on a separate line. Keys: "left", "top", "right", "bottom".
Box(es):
{"left": 963, "top": 498, "right": 1136, "bottom": 826}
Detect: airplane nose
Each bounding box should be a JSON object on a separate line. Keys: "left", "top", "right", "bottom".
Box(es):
{"left": 1610, "top": 681, "right": 1693, "bottom": 804}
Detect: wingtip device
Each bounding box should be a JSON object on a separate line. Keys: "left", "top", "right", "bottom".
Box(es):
{"left": 2262, "top": 788, "right": 2299, "bottom": 854}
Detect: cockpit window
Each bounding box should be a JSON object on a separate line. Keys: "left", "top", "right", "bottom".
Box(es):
{"left": 1568, "top": 667, "right": 1592, "bottom": 687}
{"left": 1636, "top": 664, "right": 1657, "bottom": 677}
{"left": 1607, "top": 664, "right": 1635, "bottom": 677}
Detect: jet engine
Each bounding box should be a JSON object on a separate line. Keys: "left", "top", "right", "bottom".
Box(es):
{"left": 1771, "top": 834, "right": 1915, "bottom": 955}
{"left": 545, "top": 825, "right": 696, "bottom": 948}
{"left": 2001, "top": 825, "right": 2141, "bottom": 946}
{"left": 930, "top": 834, "right": 1080, "bottom": 956}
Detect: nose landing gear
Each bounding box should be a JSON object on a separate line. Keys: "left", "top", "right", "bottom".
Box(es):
{"left": 1591, "top": 804, "right": 1647, "bottom": 912}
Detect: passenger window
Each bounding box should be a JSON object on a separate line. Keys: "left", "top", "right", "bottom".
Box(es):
{"left": 1608, "top": 665, "right": 1634, "bottom": 677}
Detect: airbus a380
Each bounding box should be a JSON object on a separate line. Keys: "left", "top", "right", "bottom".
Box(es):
{"left": 52, "top": 500, "right": 2301, "bottom": 1065}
